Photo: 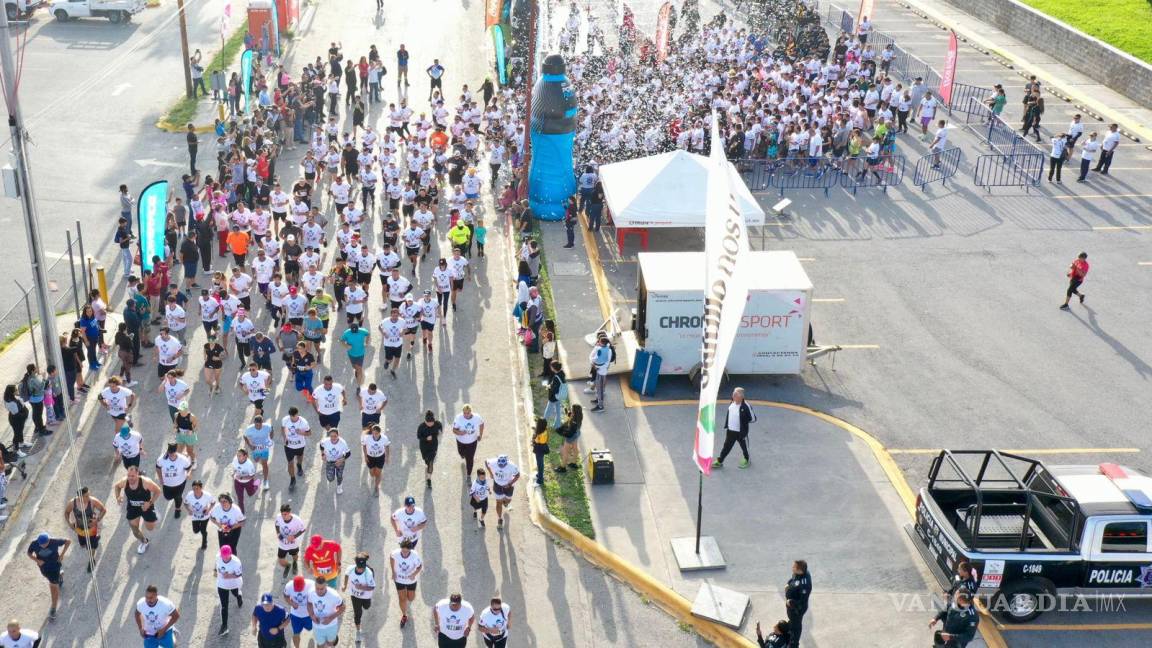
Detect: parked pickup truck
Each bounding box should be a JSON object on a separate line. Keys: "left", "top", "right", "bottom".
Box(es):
{"left": 908, "top": 450, "right": 1152, "bottom": 622}
{"left": 50, "top": 0, "right": 143, "bottom": 23}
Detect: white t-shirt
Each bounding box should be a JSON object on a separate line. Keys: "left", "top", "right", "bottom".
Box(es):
{"left": 239, "top": 371, "right": 270, "bottom": 401}
{"left": 469, "top": 479, "right": 490, "bottom": 501}
{"left": 320, "top": 436, "right": 351, "bottom": 462}
{"left": 216, "top": 555, "right": 243, "bottom": 589}
{"left": 432, "top": 267, "right": 452, "bottom": 292}
{"left": 390, "top": 548, "right": 423, "bottom": 584}
{"left": 282, "top": 415, "right": 312, "bottom": 449}
{"left": 379, "top": 318, "right": 404, "bottom": 347}
{"left": 0, "top": 629, "right": 39, "bottom": 648}
{"left": 313, "top": 384, "right": 345, "bottom": 415}
{"left": 283, "top": 579, "right": 315, "bottom": 618}
{"left": 275, "top": 514, "right": 307, "bottom": 551}
{"left": 344, "top": 286, "right": 367, "bottom": 314}
{"left": 487, "top": 459, "right": 520, "bottom": 487}
{"left": 448, "top": 256, "right": 469, "bottom": 279}
{"left": 112, "top": 430, "right": 143, "bottom": 458}
{"left": 361, "top": 433, "right": 391, "bottom": 457}
{"left": 155, "top": 453, "right": 191, "bottom": 487}
{"left": 435, "top": 600, "right": 475, "bottom": 639}
{"left": 209, "top": 504, "right": 246, "bottom": 529}
{"left": 453, "top": 412, "right": 484, "bottom": 444}
{"left": 330, "top": 182, "right": 351, "bottom": 204}
{"left": 419, "top": 298, "right": 438, "bottom": 324}
{"left": 161, "top": 379, "right": 190, "bottom": 407}
{"left": 230, "top": 273, "right": 253, "bottom": 299}
{"left": 199, "top": 297, "right": 221, "bottom": 322}
{"left": 252, "top": 257, "right": 276, "bottom": 283}
{"left": 183, "top": 490, "right": 215, "bottom": 520}
{"left": 391, "top": 506, "right": 428, "bottom": 543}
{"left": 386, "top": 276, "right": 413, "bottom": 302}
{"left": 479, "top": 603, "right": 511, "bottom": 638}
{"left": 135, "top": 596, "right": 178, "bottom": 636}
{"left": 360, "top": 388, "right": 387, "bottom": 414}
{"left": 155, "top": 337, "right": 183, "bottom": 365}
{"left": 100, "top": 386, "right": 133, "bottom": 416}
{"left": 345, "top": 566, "right": 376, "bottom": 599}
{"left": 308, "top": 589, "right": 344, "bottom": 629}
{"left": 231, "top": 457, "right": 257, "bottom": 482}
{"left": 164, "top": 305, "right": 187, "bottom": 331}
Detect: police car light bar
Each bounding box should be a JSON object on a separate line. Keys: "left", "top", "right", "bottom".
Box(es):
{"left": 1099, "top": 463, "right": 1152, "bottom": 510}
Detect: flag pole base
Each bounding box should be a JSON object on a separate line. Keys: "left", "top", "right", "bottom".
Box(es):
{"left": 690, "top": 582, "right": 749, "bottom": 629}
{"left": 671, "top": 536, "right": 726, "bottom": 572}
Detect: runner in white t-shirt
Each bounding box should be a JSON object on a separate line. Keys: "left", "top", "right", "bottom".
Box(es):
{"left": 182, "top": 480, "right": 215, "bottom": 550}
{"left": 390, "top": 497, "right": 429, "bottom": 547}
{"left": 390, "top": 541, "right": 423, "bottom": 628}
{"left": 280, "top": 407, "right": 312, "bottom": 492}
{"left": 477, "top": 598, "right": 512, "bottom": 646}
{"left": 360, "top": 424, "right": 391, "bottom": 493}
{"left": 307, "top": 579, "right": 344, "bottom": 648}
{"left": 485, "top": 454, "right": 521, "bottom": 527}
{"left": 134, "top": 587, "right": 178, "bottom": 645}
{"left": 342, "top": 553, "right": 376, "bottom": 642}
{"left": 452, "top": 405, "right": 485, "bottom": 475}
{"left": 275, "top": 503, "right": 308, "bottom": 578}
{"left": 434, "top": 594, "right": 475, "bottom": 645}
{"left": 378, "top": 308, "right": 405, "bottom": 379}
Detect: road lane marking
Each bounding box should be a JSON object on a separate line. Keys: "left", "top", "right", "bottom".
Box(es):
{"left": 1139, "top": 262, "right": 1152, "bottom": 266}
{"left": 888, "top": 448, "right": 1140, "bottom": 455}
{"left": 812, "top": 298, "right": 845, "bottom": 303}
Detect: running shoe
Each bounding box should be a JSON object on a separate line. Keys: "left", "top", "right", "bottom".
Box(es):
{"left": 337, "top": 485, "right": 344, "bottom": 495}
{"left": 400, "top": 614, "right": 408, "bottom": 628}
{"left": 297, "top": 465, "right": 304, "bottom": 477}
{"left": 218, "top": 625, "right": 229, "bottom": 636}
{"left": 263, "top": 480, "right": 270, "bottom": 491}
{"left": 137, "top": 539, "right": 149, "bottom": 554}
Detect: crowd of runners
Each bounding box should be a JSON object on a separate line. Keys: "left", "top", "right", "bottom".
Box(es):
{"left": 7, "top": 34, "right": 547, "bottom": 648}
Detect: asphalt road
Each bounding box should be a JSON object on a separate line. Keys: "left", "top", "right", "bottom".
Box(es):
{"left": 0, "top": 1, "right": 713, "bottom": 646}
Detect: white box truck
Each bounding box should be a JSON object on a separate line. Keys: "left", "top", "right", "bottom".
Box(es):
{"left": 635, "top": 251, "right": 813, "bottom": 375}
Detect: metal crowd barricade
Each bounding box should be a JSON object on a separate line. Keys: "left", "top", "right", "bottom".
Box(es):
{"left": 736, "top": 158, "right": 776, "bottom": 193}
{"left": 839, "top": 154, "right": 906, "bottom": 194}
{"left": 913, "top": 147, "right": 962, "bottom": 190}
{"left": 772, "top": 157, "right": 842, "bottom": 197}
{"left": 947, "top": 83, "right": 993, "bottom": 117}
{"left": 838, "top": 10, "right": 854, "bottom": 35}
{"left": 973, "top": 153, "right": 1044, "bottom": 192}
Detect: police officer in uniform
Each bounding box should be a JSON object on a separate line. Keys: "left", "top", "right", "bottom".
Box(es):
{"left": 755, "top": 619, "right": 791, "bottom": 647}
{"left": 784, "top": 560, "right": 811, "bottom": 648}
{"left": 945, "top": 562, "right": 977, "bottom": 604}
{"left": 930, "top": 591, "right": 979, "bottom": 647}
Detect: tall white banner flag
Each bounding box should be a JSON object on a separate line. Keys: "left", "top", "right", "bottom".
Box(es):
{"left": 693, "top": 113, "right": 752, "bottom": 474}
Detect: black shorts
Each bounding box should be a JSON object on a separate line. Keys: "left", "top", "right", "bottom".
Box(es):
{"left": 121, "top": 454, "right": 141, "bottom": 469}
{"left": 40, "top": 565, "right": 63, "bottom": 585}
{"left": 162, "top": 483, "right": 186, "bottom": 501}
{"left": 420, "top": 321, "right": 435, "bottom": 331}
{"left": 366, "top": 454, "right": 386, "bottom": 470}
{"left": 277, "top": 547, "right": 300, "bottom": 559}
{"left": 284, "top": 445, "right": 305, "bottom": 461}
{"left": 1067, "top": 277, "right": 1084, "bottom": 297}
{"left": 384, "top": 346, "right": 402, "bottom": 360}
{"left": 318, "top": 412, "right": 340, "bottom": 428}
{"left": 394, "top": 581, "right": 417, "bottom": 592}
{"left": 289, "top": 317, "right": 304, "bottom": 327}
{"left": 273, "top": 211, "right": 287, "bottom": 222}
{"left": 405, "top": 246, "right": 420, "bottom": 258}
{"left": 419, "top": 442, "right": 438, "bottom": 465}
{"left": 126, "top": 505, "right": 158, "bottom": 523}
{"left": 158, "top": 363, "right": 177, "bottom": 378}
{"left": 470, "top": 498, "right": 488, "bottom": 513}
{"left": 76, "top": 533, "right": 100, "bottom": 550}
{"left": 493, "top": 483, "right": 514, "bottom": 499}
{"left": 251, "top": 398, "right": 266, "bottom": 411}
{"left": 405, "top": 326, "right": 419, "bottom": 336}
{"left": 452, "top": 278, "right": 464, "bottom": 290}
{"left": 362, "top": 412, "right": 381, "bottom": 428}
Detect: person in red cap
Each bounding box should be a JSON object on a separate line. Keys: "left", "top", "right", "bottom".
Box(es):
{"left": 282, "top": 574, "right": 315, "bottom": 648}
{"left": 303, "top": 534, "right": 341, "bottom": 587}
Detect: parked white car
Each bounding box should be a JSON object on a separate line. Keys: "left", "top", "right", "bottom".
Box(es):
{"left": 50, "top": 0, "right": 143, "bottom": 23}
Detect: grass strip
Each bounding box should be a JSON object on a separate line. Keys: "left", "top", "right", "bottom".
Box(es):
{"left": 523, "top": 221, "right": 595, "bottom": 538}
{"left": 1018, "top": 0, "right": 1152, "bottom": 64}
{"left": 160, "top": 19, "right": 250, "bottom": 128}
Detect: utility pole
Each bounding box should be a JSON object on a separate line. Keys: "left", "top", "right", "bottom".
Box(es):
{"left": 177, "top": 0, "right": 193, "bottom": 98}
{"left": 0, "top": 10, "right": 109, "bottom": 646}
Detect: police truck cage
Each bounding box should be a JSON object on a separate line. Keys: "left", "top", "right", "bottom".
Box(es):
{"left": 924, "top": 450, "right": 1085, "bottom": 553}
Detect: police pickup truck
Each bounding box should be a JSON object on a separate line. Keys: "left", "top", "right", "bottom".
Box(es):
{"left": 908, "top": 450, "right": 1152, "bottom": 622}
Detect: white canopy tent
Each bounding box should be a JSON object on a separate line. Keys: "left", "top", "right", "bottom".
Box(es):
{"left": 598, "top": 151, "right": 766, "bottom": 228}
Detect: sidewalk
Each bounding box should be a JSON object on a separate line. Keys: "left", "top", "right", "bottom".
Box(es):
{"left": 536, "top": 221, "right": 966, "bottom": 647}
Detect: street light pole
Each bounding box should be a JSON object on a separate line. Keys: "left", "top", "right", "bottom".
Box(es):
{"left": 0, "top": 11, "right": 110, "bottom": 647}
{"left": 177, "top": 0, "right": 194, "bottom": 98}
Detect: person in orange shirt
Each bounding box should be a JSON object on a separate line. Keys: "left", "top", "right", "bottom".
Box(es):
{"left": 226, "top": 226, "right": 250, "bottom": 266}
{"left": 429, "top": 127, "right": 449, "bottom": 153}
{"left": 303, "top": 534, "right": 341, "bottom": 586}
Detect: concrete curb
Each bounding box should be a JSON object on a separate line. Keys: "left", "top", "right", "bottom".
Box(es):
{"left": 897, "top": 0, "right": 1150, "bottom": 145}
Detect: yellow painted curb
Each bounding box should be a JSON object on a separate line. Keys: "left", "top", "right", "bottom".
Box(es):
{"left": 899, "top": 0, "right": 1152, "bottom": 145}
{"left": 156, "top": 120, "right": 217, "bottom": 134}
{"left": 530, "top": 492, "right": 757, "bottom": 648}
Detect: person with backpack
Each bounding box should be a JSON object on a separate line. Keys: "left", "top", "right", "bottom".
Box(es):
{"left": 543, "top": 361, "right": 567, "bottom": 429}
{"left": 18, "top": 365, "right": 49, "bottom": 437}
{"left": 584, "top": 335, "right": 613, "bottom": 412}
{"left": 3, "top": 385, "right": 29, "bottom": 457}
{"left": 554, "top": 404, "right": 583, "bottom": 474}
